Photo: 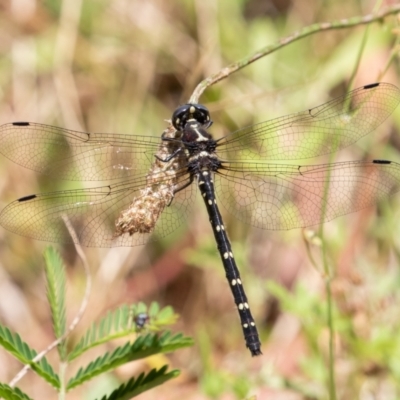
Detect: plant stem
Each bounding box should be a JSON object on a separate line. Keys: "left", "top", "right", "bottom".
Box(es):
{"left": 323, "top": 247, "right": 337, "bottom": 400}
{"left": 59, "top": 362, "right": 67, "bottom": 400}
{"left": 189, "top": 4, "right": 400, "bottom": 103}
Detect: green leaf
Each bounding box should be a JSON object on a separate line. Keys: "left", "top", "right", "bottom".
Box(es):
{"left": 67, "top": 332, "right": 193, "bottom": 389}
{"left": 0, "top": 324, "right": 60, "bottom": 388}
{"left": 68, "top": 304, "right": 131, "bottom": 361}
{"left": 152, "top": 306, "right": 175, "bottom": 325}
{"left": 43, "top": 246, "right": 67, "bottom": 359}
{"left": 68, "top": 303, "right": 178, "bottom": 361}
{"left": 97, "top": 366, "right": 179, "bottom": 400}
{"left": 0, "top": 383, "right": 33, "bottom": 400}
{"left": 148, "top": 302, "right": 160, "bottom": 317}
{"left": 140, "top": 302, "right": 178, "bottom": 330}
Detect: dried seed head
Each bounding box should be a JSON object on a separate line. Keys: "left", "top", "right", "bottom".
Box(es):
{"left": 114, "top": 123, "right": 187, "bottom": 238}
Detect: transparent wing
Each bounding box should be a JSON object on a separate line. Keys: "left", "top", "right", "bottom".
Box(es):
{"left": 217, "top": 83, "right": 400, "bottom": 160}
{"left": 0, "top": 122, "right": 172, "bottom": 181}
{"left": 0, "top": 168, "right": 196, "bottom": 247}
{"left": 214, "top": 160, "right": 400, "bottom": 230}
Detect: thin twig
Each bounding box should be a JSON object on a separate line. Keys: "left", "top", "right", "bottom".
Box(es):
{"left": 378, "top": 17, "right": 400, "bottom": 80}
{"left": 347, "top": 0, "right": 383, "bottom": 91}
{"left": 9, "top": 216, "right": 92, "bottom": 387}
{"left": 189, "top": 4, "right": 400, "bottom": 103}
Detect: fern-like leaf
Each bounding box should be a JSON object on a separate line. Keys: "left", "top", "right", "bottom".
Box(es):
{"left": 68, "top": 303, "right": 178, "bottom": 361}
{"left": 0, "top": 324, "right": 60, "bottom": 388}
{"left": 43, "top": 246, "right": 67, "bottom": 359}
{"left": 96, "top": 366, "right": 179, "bottom": 400}
{"left": 67, "top": 331, "right": 193, "bottom": 389}
{"left": 0, "top": 383, "right": 33, "bottom": 400}
{"left": 68, "top": 304, "right": 131, "bottom": 361}
{"left": 149, "top": 306, "right": 177, "bottom": 329}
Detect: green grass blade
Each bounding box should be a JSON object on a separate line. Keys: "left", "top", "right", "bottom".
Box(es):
{"left": 43, "top": 246, "right": 67, "bottom": 360}
{"left": 0, "top": 324, "right": 60, "bottom": 388}
{"left": 67, "top": 332, "right": 193, "bottom": 389}
{"left": 96, "top": 366, "right": 179, "bottom": 400}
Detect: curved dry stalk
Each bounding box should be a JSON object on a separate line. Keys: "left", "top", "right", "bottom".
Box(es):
{"left": 189, "top": 4, "right": 400, "bottom": 103}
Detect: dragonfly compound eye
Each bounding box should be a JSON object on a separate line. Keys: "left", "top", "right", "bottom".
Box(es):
{"left": 172, "top": 103, "right": 211, "bottom": 130}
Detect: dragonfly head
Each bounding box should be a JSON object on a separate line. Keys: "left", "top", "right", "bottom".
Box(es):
{"left": 172, "top": 103, "right": 212, "bottom": 131}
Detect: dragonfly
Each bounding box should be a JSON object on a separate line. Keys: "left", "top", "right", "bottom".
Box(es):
{"left": 0, "top": 82, "right": 400, "bottom": 356}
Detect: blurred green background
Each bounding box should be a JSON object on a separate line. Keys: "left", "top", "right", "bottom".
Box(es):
{"left": 0, "top": 0, "right": 400, "bottom": 399}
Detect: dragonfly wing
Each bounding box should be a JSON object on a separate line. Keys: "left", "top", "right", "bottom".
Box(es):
{"left": 218, "top": 83, "right": 400, "bottom": 161}
{"left": 0, "top": 122, "right": 172, "bottom": 181}
{"left": 0, "top": 168, "right": 196, "bottom": 247}
{"left": 215, "top": 160, "right": 400, "bottom": 230}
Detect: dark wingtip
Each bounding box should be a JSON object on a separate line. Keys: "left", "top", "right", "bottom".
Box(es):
{"left": 12, "top": 122, "right": 30, "bottom": 126}
{"left": 18, "top": 194, "right": 37, "bottom": 202}
{"left": 373, "top": 159, "right": 391, "bottom": 164}
{"left": 363, "top": 83, "right": 380, "bottom": 90}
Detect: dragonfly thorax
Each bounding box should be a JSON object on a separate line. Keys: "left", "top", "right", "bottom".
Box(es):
{"left": 187, "top": 149, "right": 221, "bottom": 174}
{"left": 181, "top": 119, "right": 217, "bottom": 161}
{"left": 182, "top": 120, "right": 213, "bottom": 142}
